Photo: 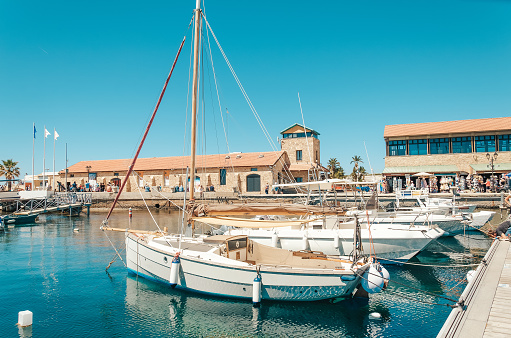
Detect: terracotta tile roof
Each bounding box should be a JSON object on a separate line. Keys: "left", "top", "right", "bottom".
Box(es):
{"left": 280, "top": 123, "right": 320, "bottom": 135}
{"left": 288, "top": 163, "right": 328, "bottom": 172}
{"left": 63, "top": 151, "right": 286, "bottom": 174}
{"left": 384, "top": 116, "right": 511, "bottom": 138}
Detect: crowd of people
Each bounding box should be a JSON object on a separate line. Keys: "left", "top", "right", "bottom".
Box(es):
{"left": 382, "top": 174, "right": 510, "bottom": 194}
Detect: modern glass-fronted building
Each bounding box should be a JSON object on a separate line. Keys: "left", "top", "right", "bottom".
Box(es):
{"left": 383, "top": 116, "right": 511, "bottom": 190}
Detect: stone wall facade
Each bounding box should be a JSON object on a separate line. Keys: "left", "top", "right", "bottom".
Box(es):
{"left": 56, "top": 160, "right": 290, "bottom": 194}
{"left": 280, "top": 137, "right": 320, "bottom": 164}
{"left": 385, "top": 151, "right": 511, "bottom": 174}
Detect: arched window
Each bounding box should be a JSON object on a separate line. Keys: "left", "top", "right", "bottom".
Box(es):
{"left": 246, "top": 174, "right": 261, "bottom": 192}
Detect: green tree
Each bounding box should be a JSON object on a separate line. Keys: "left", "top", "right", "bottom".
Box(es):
{"left": 327, "top": 158, "right": 345, "bottom": 179}
{"left": 0, "top": 159, "right": 20, "bottom": 191}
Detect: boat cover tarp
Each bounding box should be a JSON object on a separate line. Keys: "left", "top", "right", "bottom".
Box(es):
{"left": 186, "top": 202, "right": 345, "bottom": 217}
{"left": 191, "top": 216, "right": 315, "bottom": 228}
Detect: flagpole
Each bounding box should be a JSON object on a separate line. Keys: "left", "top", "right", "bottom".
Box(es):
{"left": 32, "top": 123, "right": 35, "bottom": 191}
{"left": 65, "top": 143, "right": 68, "bottom": 192}
{"left": 43, "top": 125, "right": 46, "bottom": 190}
{"left": 53, "top": 127, "right": 56, "bottom": 192}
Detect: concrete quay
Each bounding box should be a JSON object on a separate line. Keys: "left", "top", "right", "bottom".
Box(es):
{"left": 79, "top": 191, "right": 508, "bottom": 210}
{"left": 438, "top": 239, "right": 511, "bottom": 337}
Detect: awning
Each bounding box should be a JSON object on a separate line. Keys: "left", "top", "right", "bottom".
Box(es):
{"left": 383, "top": 165, "right": 459, "bottom": 175}
{"left": 470, "top": 163, "right": 511, "bottom": 173}
{"left": 192, "top": 216, "right": 316, "bottom": 228}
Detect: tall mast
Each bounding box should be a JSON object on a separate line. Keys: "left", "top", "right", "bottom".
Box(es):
{"left": 189, "top": 0, "right": 201, "bottom": 201}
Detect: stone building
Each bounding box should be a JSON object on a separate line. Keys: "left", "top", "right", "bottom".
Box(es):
{"left": 279, "top": 124, "right": 327, "bottom": 182}
{"left": 383, "top": 116, "right": 511, "bottom": 189}
{"left": 59, "top": 151, "right": 290, "bottom": 194}
{"left": 58, "top": 123, "right": 328, "bottom": 194}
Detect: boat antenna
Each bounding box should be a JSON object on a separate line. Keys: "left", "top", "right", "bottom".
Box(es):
{"left": 298, "top": 92, "right": 317, "bottom": 181}
{"left": 103, "top": 35, "right": 187, "bottom": 223}
{"left": 363, "top": 141, "right": 375, "bottom": 182}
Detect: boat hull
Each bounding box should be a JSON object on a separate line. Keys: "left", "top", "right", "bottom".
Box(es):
{"left": 1, "top": 214, "right": 38, "bottom": 226}
{"left": 228, "top": 226, "right": 444, "bottom": 264}
{"left": 126, "top": 235, "right": 365, "bottom": 302}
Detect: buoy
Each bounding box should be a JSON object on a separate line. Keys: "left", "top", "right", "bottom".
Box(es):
{"left": 302, "top": 233, "right": 309, "bottom": 251}
{"left": 271, "top": 233, "right": 279, "bottom": 248}
{"left": 361, "top": 264, "right": 385, "bottom": 294}
{"left": 252, "top": 275, "right": 262, "bottom": 307}
{"left": 169, "top": 253, "right": 180, "bottom": 288}
{"left": 333, "top": 232, "right": 340, "bottom": 250}
{"left": 18, "top": 310, "right": 33, "bottom": 327}
{"left": 379, "top": 265, "right": 390, "bottom": 290}
{"left": 129, "top": 207, "right": 133, "bottom": 219}
{"left": 369, "top": 312, "right": 381, "bottom": 319}
{"left": 467, "top": 270, "right": 476, "bottom": 283}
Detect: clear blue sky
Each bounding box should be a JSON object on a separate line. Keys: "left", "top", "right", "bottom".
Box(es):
{"left": 1, "top": 0, "right": 510, "bottom": 179}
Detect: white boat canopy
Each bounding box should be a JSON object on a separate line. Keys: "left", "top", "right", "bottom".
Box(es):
{"left": 272, "top": 179, "right": 379, "bottom": 191}
{"left": 191, "top": 216, "right": 317, "bottom": 228}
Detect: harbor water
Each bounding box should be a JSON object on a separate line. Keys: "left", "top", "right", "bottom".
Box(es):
{"left": 0, "top": 210, "right": 499, "bottom": 337}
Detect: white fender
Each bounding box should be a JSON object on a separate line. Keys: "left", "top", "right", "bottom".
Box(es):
{"left": 169, "top": 254, "right": 181, "bottom": 288}
{"left": 271, "top": 233, "right": 279, "bottom": 248}
{"left": 361, "top": 264, "right": 384, "bottom": 294}
{"left": 253, "top": 275, "right": 262, "bottom": 306}
{"left": 467, "top": 270, "right": 476, "bottom": 283}
{"left": 302, "top": 233, "right": 309, "bottom": 251}
{"left": 333, "top": 232, "right": 340, "bottom": 249}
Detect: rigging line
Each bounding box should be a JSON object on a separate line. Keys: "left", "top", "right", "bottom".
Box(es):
{"left": 363, "top": 141, "right": 376, "bottom": 181}
{"left": 106, "top": 245, "right": 127, "bottom": 271}
{"left": 102, "top": 231, "right": 127, "bottom": 267}
{"left": 383, "top": 288, "right": 457, "bottom": 308}
{"left": 202, "top": 14, "right": 298, "bottom": 176}
{"left": 364, "top": 269, "right": 460, "bottom": 303}
{"left": 203, "top": 26, "right": 238, "bottom": 189}
{"left": 298, "top": 92, "right": 316, "bottom": 181}
{"left": 204, "top": 17, "right": 230, "bottom": 155}
{"left": 355, "top": 268, "right": 457, "bottom": 307}
{"left": 202, "top": 27, "right": 222, "bottom": 158}
{"left": 202, "top": 14, "right": 301, "bottom": 197}
{"left": 133, "top": 171, "right": 174, "bottom": 248}
{"left": 182, "top": 14, "right": 196, "bottom": 171}
{"left": 422, "top": 231, "right": 476, "bottom": 256}
{"left": 202, "top": 14, "right": 275, "bottom": 152}
{"left": 104, "top": 35, "right": 187, "bottom": 222}
{"left": 374, "top": 256, "right": 480, "bottom": 267}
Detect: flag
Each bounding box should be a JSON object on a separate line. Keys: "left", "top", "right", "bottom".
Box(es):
{"left": 33, "top": 125, "right": 37, "bottom": 139}
{"left": 54, "top": 130, "right": 59, "bottom": 140}
{"left": 44, "top": 128, "right": 50, "bottom": 138}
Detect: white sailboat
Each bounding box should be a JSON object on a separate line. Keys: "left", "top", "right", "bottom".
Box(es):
{"left": 225, "top": 179, "right": 444, "bottom": 263}
{"left": 102, "top": 1, "right": 376, "bottom": 303}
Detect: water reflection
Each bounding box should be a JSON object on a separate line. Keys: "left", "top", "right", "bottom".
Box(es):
{"left": 0, "top": 209, "right": 498, "bottom": 337}
{"left": 124, "top": 276, "right": 391, "bottom": 337}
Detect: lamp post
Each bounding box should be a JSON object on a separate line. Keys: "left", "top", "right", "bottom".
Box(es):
{"left": 86, "top": 166, "right": 91, "bottom": 181}
{"left": 486, "top": 152, "right": 498, "bottom": 193}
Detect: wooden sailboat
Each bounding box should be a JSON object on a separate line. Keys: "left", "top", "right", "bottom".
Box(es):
{"left": 102, "top": 1, "right": 374, "bottom": 303}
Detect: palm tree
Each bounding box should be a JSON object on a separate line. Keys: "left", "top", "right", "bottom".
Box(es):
{"left": 327, "top": 158, "right": 345, "bottom": 179}
{"left": 0, "top": 159, "right": 20, "bottom": 191}
{"left": 335, "top": 166, "right": 345, "bottom": 179}
{"left": 327, "top": 158, "right": 340, "bottom": 176}
{"left": 350, "top": 156, "right": 364, "bottom": 181}
{"left": 350, "top": 155, "right": 363, "bottom": 168}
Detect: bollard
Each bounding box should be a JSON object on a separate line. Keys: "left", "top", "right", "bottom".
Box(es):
{"left": 18, "top": 310, "right": 33, "bottom": 327}
{"left": 129, "top": 207, "right": 132, "bottom": 219}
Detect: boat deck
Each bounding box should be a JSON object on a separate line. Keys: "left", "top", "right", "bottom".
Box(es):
{"left": 438, "top": 239, "right": 511, "bottom": 337}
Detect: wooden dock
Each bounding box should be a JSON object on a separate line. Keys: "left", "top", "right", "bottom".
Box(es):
{"left": 438, "top": 239, "right": 511, "bottom": 337}
{"left": 13, "top": 203, "right": 84, "bottom": 215}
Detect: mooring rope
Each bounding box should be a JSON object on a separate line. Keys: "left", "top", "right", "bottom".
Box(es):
{"left": 359, "top": 268, "right": 460, "bottom": 308}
